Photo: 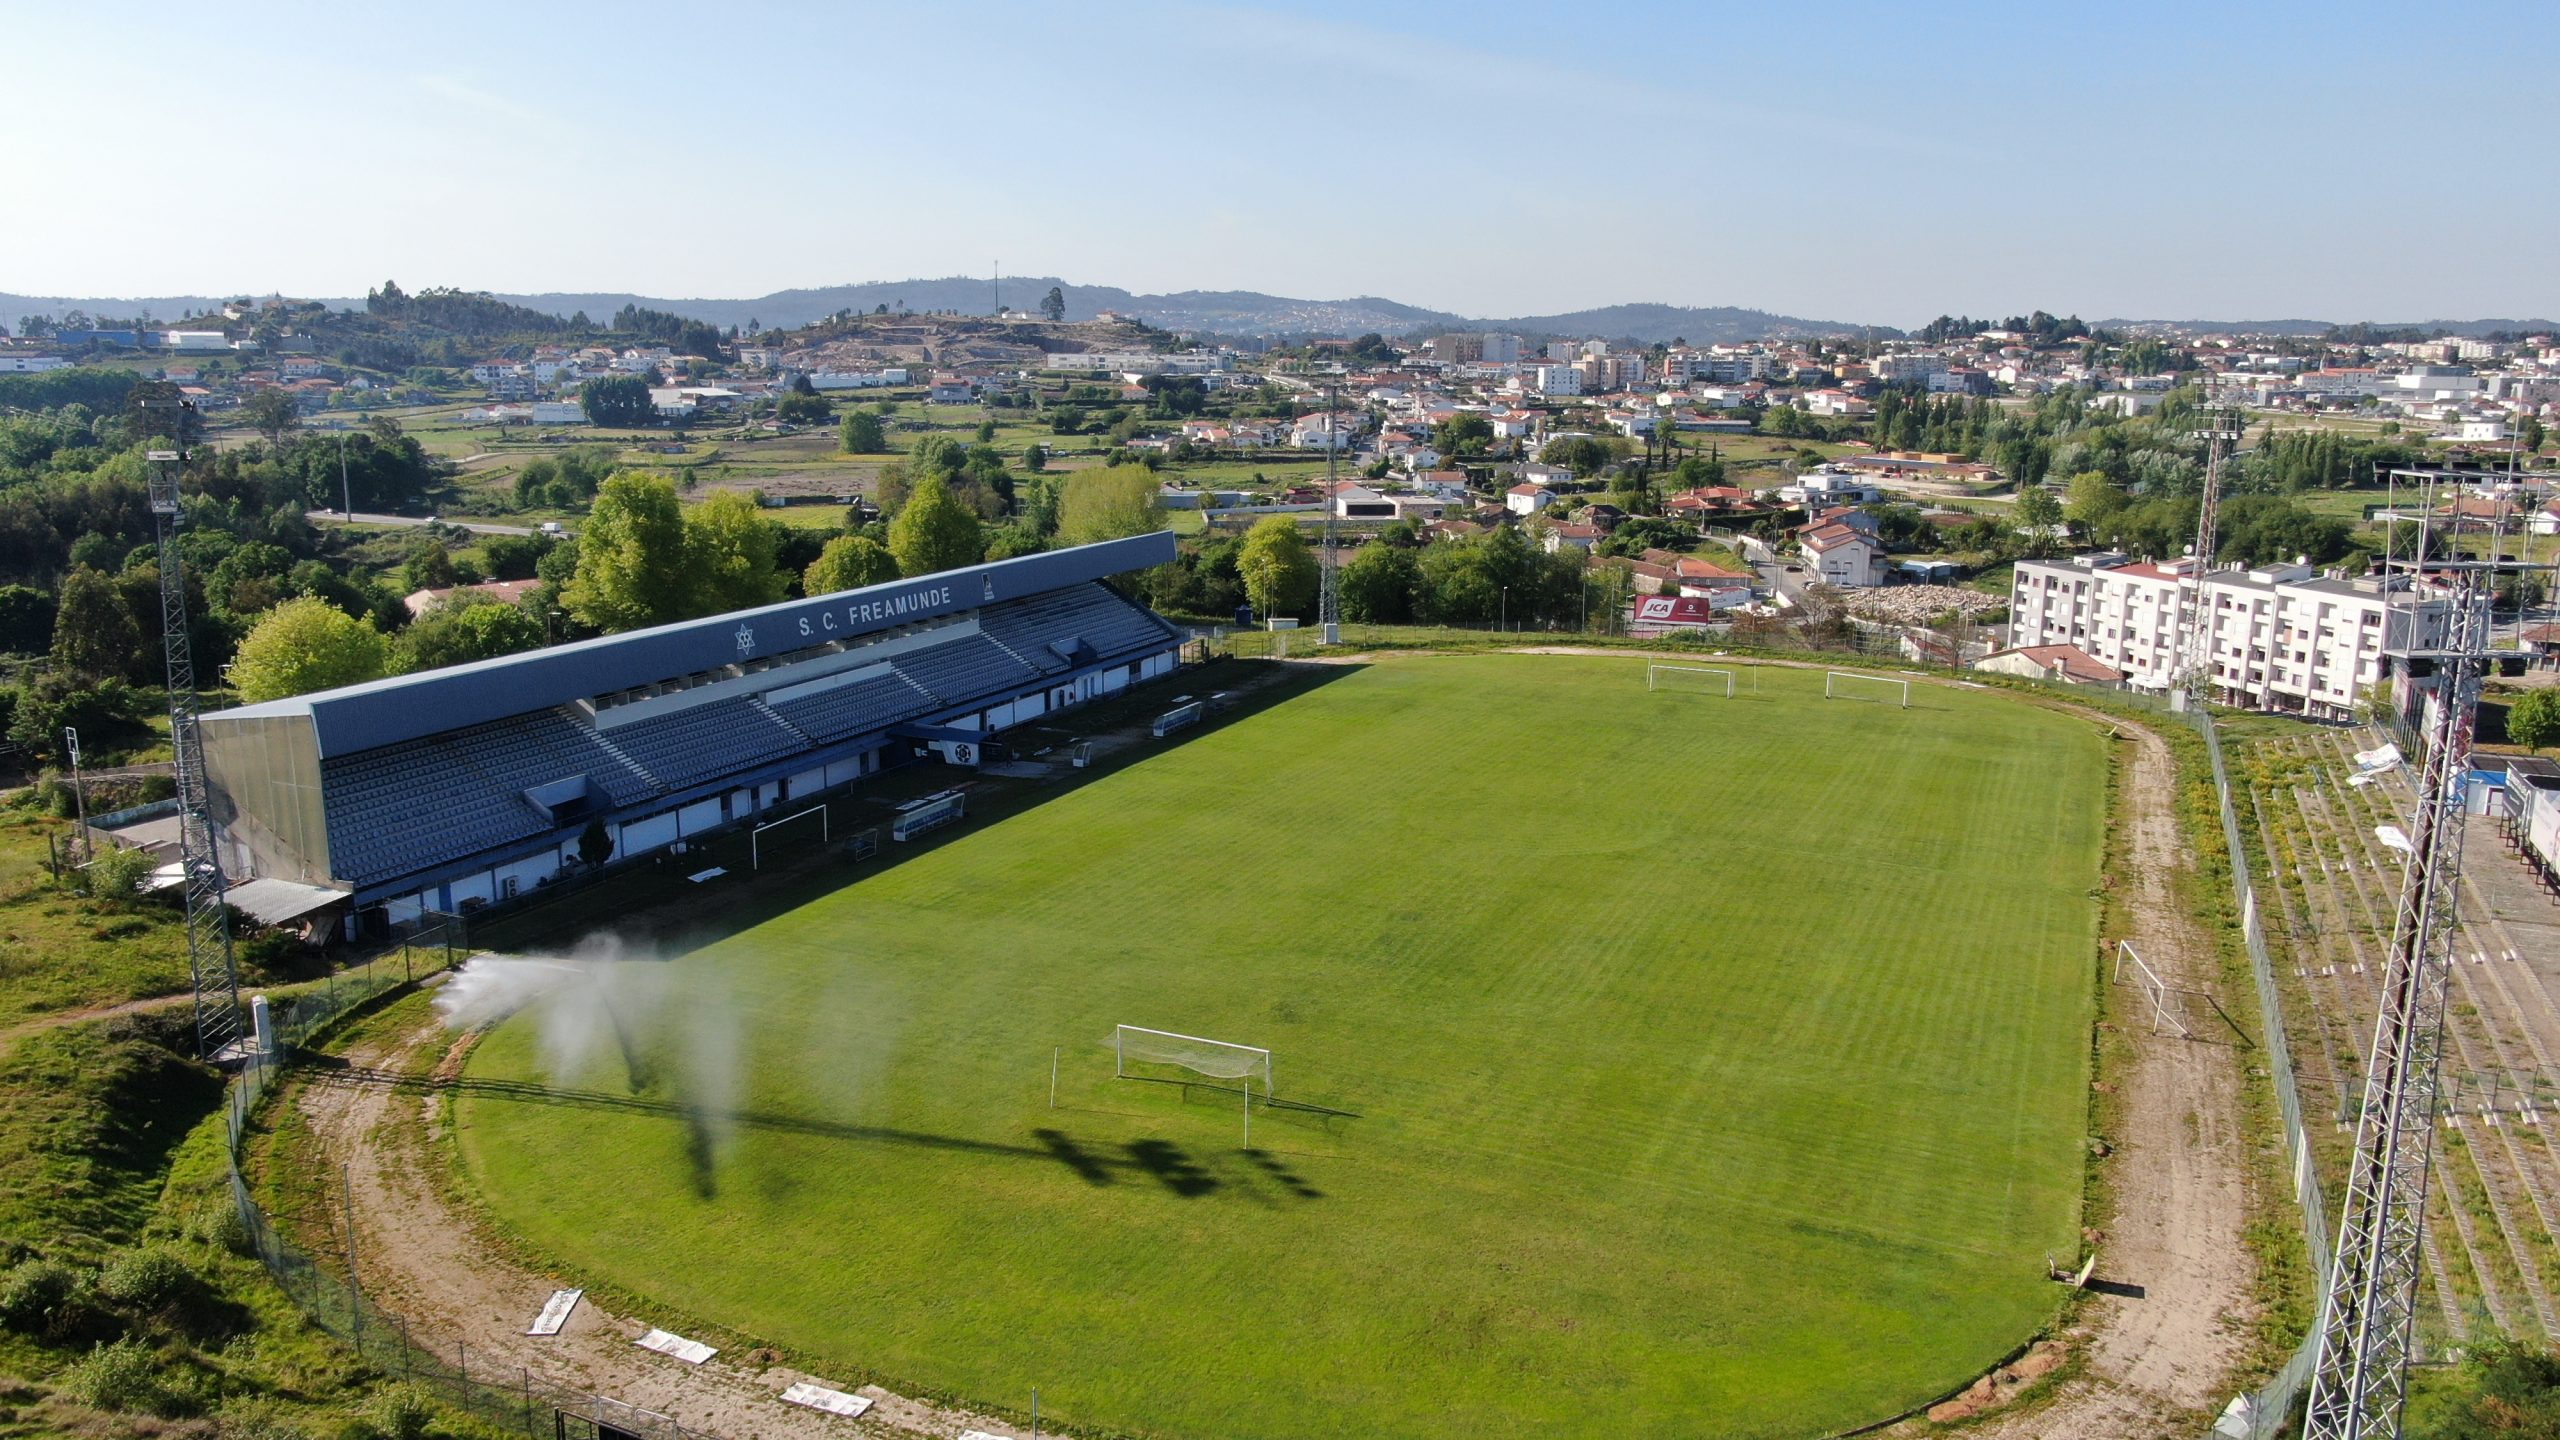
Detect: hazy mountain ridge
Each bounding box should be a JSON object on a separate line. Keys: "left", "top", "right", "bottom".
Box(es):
{"left": 4, "top": 283, "right": 2550, "bottom": 348}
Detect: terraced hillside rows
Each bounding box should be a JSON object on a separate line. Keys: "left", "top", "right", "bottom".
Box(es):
{"left": 2236, "top": 723, "right": 2560, "bottom": 1355}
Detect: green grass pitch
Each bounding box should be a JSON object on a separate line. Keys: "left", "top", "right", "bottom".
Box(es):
{"left": 455, "top": 655, "right": 2107, "bottom": 1439}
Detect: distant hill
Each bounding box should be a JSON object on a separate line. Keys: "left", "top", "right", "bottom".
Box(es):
{"left": 8, "top": 280, "right": 2552, "bottom": 349}
{"left": 2097, "top": 316, "right": 2560, "bottom": 339}
{"left": 1473, "top": 302, "right": 1878, "bottom": 344}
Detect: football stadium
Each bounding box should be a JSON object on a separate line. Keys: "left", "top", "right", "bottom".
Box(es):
{"left": 205, "top": 537, "right": 2112, "bottom": 1440}
{"left": 199, "top": 534, "right": 1184, "bottom": 934}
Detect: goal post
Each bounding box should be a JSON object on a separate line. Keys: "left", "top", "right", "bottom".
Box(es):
{"left": 1646, "top": 663, "right": 1735, "bottom": 697}
{"left": 1824, "top": 671, "right": 1910, "bottom": 708}
{"left": 1115, "top": 1024, "right": 1272, "bottom": 1145}
{"left": 2112, "top": 940, "right": 2192, "bottom": 1038}
{"left": 750, "top": 803, "right": 829, "bottom": 870}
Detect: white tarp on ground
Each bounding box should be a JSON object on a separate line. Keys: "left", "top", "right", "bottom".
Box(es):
{"left": 2376, "top": 824, "right": 2415, "bottom": 855}
{"left": 635, "top": 1328, "right": 716, "bottom": 1364}
{"left": 2355, "top": 742, "right": 2405, "bottom": 771}
{"left": 780, "top": 1382, "right": 873, "bottom": 1418}
{"left": 526, "top": 1289, "right": 581, "bottom": 1336}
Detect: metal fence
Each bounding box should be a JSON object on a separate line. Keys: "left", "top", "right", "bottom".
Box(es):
{"left": 2186, "top": 704, "right": 2328, "bottom": 1440}
{"left": 221, "top": 923, "right": 707, "bottom": 1440}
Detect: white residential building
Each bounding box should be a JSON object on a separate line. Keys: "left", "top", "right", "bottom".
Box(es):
{"left": 1505, "top": 484, "right": 1557, "bottom": 515}
{"left": 161, "top": 330, "right": 233, "bottom": 353}
{"left": 1041, "top": 351, "right": 1225, "bottom": 374}
{"left": 2007, "top": 554, "right": 2453, "bottom": 718}
{"left": 1529, "top": 364, "right": 1582, "bottom": 396}
{"left": 1799, "top": 522, "right": 1883, "bottom": 587}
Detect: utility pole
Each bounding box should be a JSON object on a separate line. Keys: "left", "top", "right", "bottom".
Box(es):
{"left": 63, "top": 726, "right": 89, "bottom": 864}
{"left": 139, "top": 399, "right": 245, "bottom": 1063}
{"left": 2300, "top": 468, "right": 2508, "bottom": 1440}
{"left": 1319, "top": 382, "right": 1341, "bottom": 645}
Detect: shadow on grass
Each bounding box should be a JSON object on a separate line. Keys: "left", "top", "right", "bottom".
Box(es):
{"left": 307, "top": 1064, "right": 1330, "bottom": 1200}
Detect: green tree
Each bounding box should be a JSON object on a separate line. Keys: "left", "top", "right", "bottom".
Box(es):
{"left": 1433, "top": 413, "right": 1495, "bottom": 457}
{"left": 803, "top": 535, "right": 902, "bottom": 594}
{"left": 50, "top": 567, "right": 142, "bottom": 683}
{"left": 887, "top": 472, "right": 986, "bottom": 576}
{"left": 683, "top": 490, "right": 786, "bottom": 614}
{"left": 563, "top": 472, "right": 690, "bottom": 630}
{"left": 839, "top": 410, "right": 886, "bottom": 453}
{"left": 0, "top": 584, "right": 55, "bottom": 655}
{"left": 1056, "top": 464, "right": 1166, "bottom": 547}
{"left": 1021, "top": 442, "right": 1047, "bottom": 472}
{"left": 2416, "top": 1337, "right": 2560, "bottom": 1439}
{"left": 580, "top": 375, "right": 657, "bottom": 428}
{"left": 1339, "top": 541, "right": 1421, "bottom": 623}
{"left": 229, "top": 596, "right": 388, "bottom": 703}
{"left": 1237, "top": 516, "right": 1318, "bottom": 619}
{"left": 2511, "top": 689, "right": 2560, "bottom": 755}
{"left": 2063, "top": 470, "right": 2127, "bottom": 528}
{"left": 240, "top": 387, "right": 301, "bottom": 446}
{"left": 776, "top": 390, "right": 832, "bottom": 425}
{"left": 396, "top": 594, "right": 545, "bottom": 672}
{"left": 1039, "top": 286, "right": 1066, "bottom": 322}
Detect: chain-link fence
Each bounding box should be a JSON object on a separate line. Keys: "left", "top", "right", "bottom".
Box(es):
{"left": 222, "top": 923, "right": 707, "bottom": 1440}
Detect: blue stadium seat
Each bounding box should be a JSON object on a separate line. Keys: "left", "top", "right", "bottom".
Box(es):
{"left": 599, "top": 698, "right": 805, "bottom": 792}
{"left": 769, "top": 671, "right": 937, "bottom": 744}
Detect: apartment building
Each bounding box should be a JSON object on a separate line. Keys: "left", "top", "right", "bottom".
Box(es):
{"left": 2008, "top": 554, "right": 2451, "bottom": 718}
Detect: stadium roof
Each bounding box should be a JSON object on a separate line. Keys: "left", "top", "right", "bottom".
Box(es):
{"left": 209, "top": 531, "right": 1178, "bottom": 759}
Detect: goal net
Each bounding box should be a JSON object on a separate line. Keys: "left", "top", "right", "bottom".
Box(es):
{"left": 1824, "top": 671, "right": 1910, "bottom": 708}
{"left": 750, "top": 804, "right": 829, "bottom": 870}
{"left": 1647, "top": 663, "right": 1734, "bottom": 697}
{"left": 1115, "top": 1025, "right": 1271, "bottom": 1099}
{"left": 2112, "top": 940, "right": 2191, "bottom": 1038}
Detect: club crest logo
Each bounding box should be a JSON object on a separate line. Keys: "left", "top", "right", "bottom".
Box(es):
{"left": 734, "top": 624, "right": 758, "bottom": 657}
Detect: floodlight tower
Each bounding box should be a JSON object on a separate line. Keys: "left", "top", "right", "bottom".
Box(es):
{"left": 140, "top": 402, "right": 246, "bottom": 1063}
{"left": 2300, "top": 472, "right": 2502, "bottom": 1440}
{"left": 1318, "top": 381, "right": 1341, "bottom": 645}
{"left": 2174, "top": 408, "right": 2246, "bottom": 706}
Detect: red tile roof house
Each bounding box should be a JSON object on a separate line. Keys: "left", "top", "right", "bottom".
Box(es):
{"left": 1975, "top": 643, "right": 2127, "bottom": 687}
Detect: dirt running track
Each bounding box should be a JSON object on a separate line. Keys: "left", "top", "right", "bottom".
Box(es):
{"left": 296, "top": 1017, "right": 1033, "bottom": 1440}
{"left": 1913, "top": 717, "right": 2256, "bottom": 1438}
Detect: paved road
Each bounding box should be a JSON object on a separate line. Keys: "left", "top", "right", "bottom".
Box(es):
{"left": 303, "top": 510, "right": 539, "bottom": 537}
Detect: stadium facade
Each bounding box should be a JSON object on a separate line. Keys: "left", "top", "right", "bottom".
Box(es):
{"left": 199, "top": 533, "right": 1184, "bottom": 936}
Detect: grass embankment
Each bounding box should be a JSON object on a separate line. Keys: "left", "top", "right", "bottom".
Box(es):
{"left": 0, "top": 802, "right": 482, "bottom": 1438}
{"left": 458, "top": 654, "right": 2108, "bottom": 1440}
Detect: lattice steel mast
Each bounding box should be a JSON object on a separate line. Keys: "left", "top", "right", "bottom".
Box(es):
{"left": 2175, "top": 409, "right": 2245, "bottom": 703}
{"left": 2301, "top": 508, "right": 2496, "bottom": 1440}
{"left": 142, "top": 402, "right": 245, "bottom": 1062}
{"left": 1318, "top": 381, "right": 1341, "bottom": 645}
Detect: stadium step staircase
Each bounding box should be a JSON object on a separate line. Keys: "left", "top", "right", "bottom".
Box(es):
{"left": 571, "top": 707, "right": 658, "bottom": 789}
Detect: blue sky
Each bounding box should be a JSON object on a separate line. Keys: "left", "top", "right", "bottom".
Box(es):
{"left": 5, "top": 0, "right": 2554, "bottom": 326}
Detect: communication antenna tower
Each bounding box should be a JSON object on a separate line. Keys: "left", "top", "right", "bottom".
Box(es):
{"left": 1318, "top": 381, "right": 1341, "bottom": 644}
{"left": 2175, "top": 408, "right": 2246, "bottom": 705}
{"left": 2300, "top": 466, "right": 2544, "bottom": 1440}
{"left": 139, "top": 401, "right": 245, "bottom": 1063}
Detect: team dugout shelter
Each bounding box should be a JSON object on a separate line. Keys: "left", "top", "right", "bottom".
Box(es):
{"left": 199, "top": 533, "right": 1184, "bottom": 937}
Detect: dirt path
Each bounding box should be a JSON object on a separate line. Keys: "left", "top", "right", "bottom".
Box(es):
{"left": 290, "top": 1012, "right": 1035, "bottom": 1440}
{"left": 1921, "top": 719, "right": 2255, "bottom": 1437}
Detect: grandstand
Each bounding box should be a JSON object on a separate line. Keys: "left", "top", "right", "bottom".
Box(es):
{"left": 198, "top": 534, "right": 1184, "bottom": 936}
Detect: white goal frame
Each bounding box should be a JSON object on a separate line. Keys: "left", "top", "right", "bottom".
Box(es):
{"left": 1115, "top": 1024, "right": 1273, "bottom": 1145}
{"left": 2112, "top": 940, "right": 2192, "bottom": 1038}
{"left": 1647, "top": 663, "right": 1735, "bottom": 697}
{"left": 750, "top": 804, "right": 828, "bottom": 870}
{"left": 1824, "top": 671, "right": 1910, "bottom": 708}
